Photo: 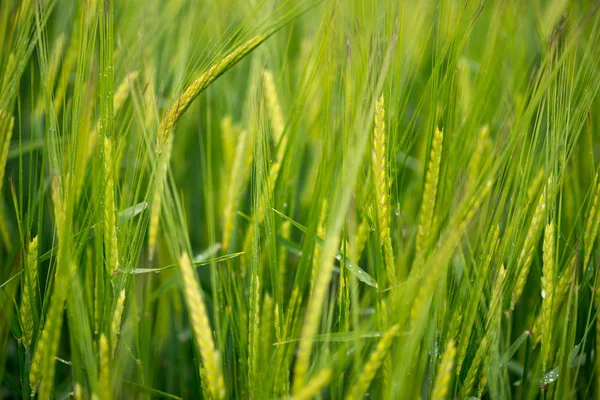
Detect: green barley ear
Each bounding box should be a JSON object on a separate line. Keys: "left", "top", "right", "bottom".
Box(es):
{"left": 372, "top": 95, "right": 396, "bottom": 283}
{"left": 511, "top": 175, "right": 553, "bottom": 310}
{"left": 148, "top": 136, "right": 173, "bottom": 262}
{"left": 98, "top": 334, "right": 110, "bottom": 400}
{"left": 431, "top": 339, "right": 456, "bottom": 400}
{"left": 462, "top": 265, "right": 506, "bottom": 397}
{"left": 222, "top": 129, "right": 252, "bottom": 249}
{"left": 540, "top": 221, "right": 555, "bottom": 372}
{"left": 467, "top": 125, "right": 490, "bottom": 184}
{"left": 344, "top": 324, "right": 400, "bottom": 400}
{"left": 110, "top": 289, "right": 126, "bottom": 359}
{"left": 103, "top": 137, "right": 119, "bottom": 277}
{"left": 583, "top": 173, "right": 600, "bottom": 274}
{"left": 456, "top": 225, "right": 500, "bottom": 374}
{"left": 179, "top": 252, "right": 225, "bottom": 399}
{"left": 157, "top": 34, "right": 265, "bottom": 151}
{"left": 29, "top": 324, "right": 46, "bottom": 395}
{"left": 293, "top": 233, "right": 340, "bottom": 394}
{"left": 0, "top": 110, "right": 14, "bottom": 194}
{"left": 352, "top": 214, "right": 371, "bottom": 263}
{"left": 248, "top": 274, "right": 261, "bottom": 399}
{"left": 416, "top": 127, "right": 444, "bottom": 261}
{"left": 20, "top": 236, "right": 39, "bottom": 347}
{"left": 290, "top": 368, "right": 333, "bottom": 400}
{"left": 263, "top": 69, "right": 284, "bottom": 142}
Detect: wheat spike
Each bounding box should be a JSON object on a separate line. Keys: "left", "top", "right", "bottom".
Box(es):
{"left": 372, "top": 95, "right": 396, "bottom": 283}
{"left": 416, "top": 127, "right": 444, "bottom": 259}
{"left": 179, "top": 252, "right": 225, "bottom": 399}
{"left": 540, "top": 221, "right": 555, "bottom": 371}
{"left": 431, "top": 339, "right": 456, "bottom": 400}
{"left": 511, "top": 175, "right": 552, "bottom": 310}
{"left": 344, "top": 324, "right": 400, "bottom": 400}
{"left": 20, "top": 236, "right": 39, "bottom": 347}
{"left": 158, "top": 34, "right": 265, "bottom": 151}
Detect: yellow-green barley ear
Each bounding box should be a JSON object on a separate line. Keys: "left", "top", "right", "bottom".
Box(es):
{"left": 148, "top": 135, "right": 173, "bottom": 262}
{"left": 371, "top": 95, "right": 396, "bottom": 283}
{"left": 293, "top": 233, "right": 340, "bottom": 394}
{"left": 462, "top": 265, "right": 506, "bottom": 397}
{"left": 20, "top": 236, "right": 39, "bottom": 347}
{"left": 248, "top": 274, "right": 261, "bottom": 399}
{"left": 540, "top": 221, "right": 555, "bottom": 371}
{"left": 290, "top": 368, "right": 332, "bottom": 400}
{"left": 222, "top": 129, "right": 252, "bottom": 250}
{"left": 511, "top": 175, "right": 553, "bottom": 310}
{"left": 98, "top": 334, "right": 110, "bottom": 400}
{"left": 179, "top": 252, "right": 225, "bottom": 399}
{"left": 457, "top": 224, "right": 500, "bottom": 374}
{"left": 110, "top": 289, "right": 126, "bottom": 359}
{"left": 583, "top": 173, "right": 600, "bottom": 274}
{"left": 431, "top": 339, "right": 456, "bottom": 400}
{"left": 352, "top": 214, "right": 371, "bottom": 263}
{"left": 263, "top": 69, "right": 284, "bottom": 142}
{"left": 157, "top": 34, "right": 265, "bottom": 151}
{"left": 416, "top": 127, "right": 444, "bottom": 261}
{"left": 467, "top": 125, "right": 490, "bottom": 184}
{"left": 0, "top": 110, "right": 14, "bottom": 194}
{"left": 259, "top": 294, "right": 274, "bottom": 376}
{"left": 344, "top": 324, "right": 400, "bottom": 400}
{"left": 310, "top": 201, "right": 327, "bottom": 296}
{"left": 103, "top": 137, "right": 119, "bottom": 277}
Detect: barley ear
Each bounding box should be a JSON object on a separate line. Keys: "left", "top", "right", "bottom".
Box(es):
{"left": 21, "top": 236, "right": 39, "bottom": 347}
{"left": 110, "top": 289, "right": 126, "bottom": 359}
{"left": 289, "top": 368, "right": 333, "bottom": 400}
{"left": 584, "top": 173, "right": 600, "bottom": 274}
{"left": 103, "top": 137, "right": 119, "bottom": 277}
{"left": 263, "top": 69, "right": 284, "bottom": 142}
{"left": 540, "top": 221, "right": 555, "bottom": 371}
{"left": 511, "top": 175, "right": 552, "bottom": 310}
{"left": 179, "top": 252, "right": 225, "bottom": 399}
{"left": 344, "top": 324, "right": 400, "bottom": 400}
{"left": 158, "top": 34, "right": 265, "bottom": 151}
{"left": 416, "top": 127, "right": 444, "bottom": 260}
{"left": 431, "top": 339, "right": 456, "bottom": 400}
{"left": 372, "top": 95, "right": 396, "bottom": 283}
{"left": 0, "top": 110, "right": 14, "bottom": 194}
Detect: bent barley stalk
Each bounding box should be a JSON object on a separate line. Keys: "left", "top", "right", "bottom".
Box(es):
{"left": 157, "top": 34, "right": 266, "bottom": 151}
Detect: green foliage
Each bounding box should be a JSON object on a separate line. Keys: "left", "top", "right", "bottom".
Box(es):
{"left": 1, "top": 0, "right": 600, "bottom": 398}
